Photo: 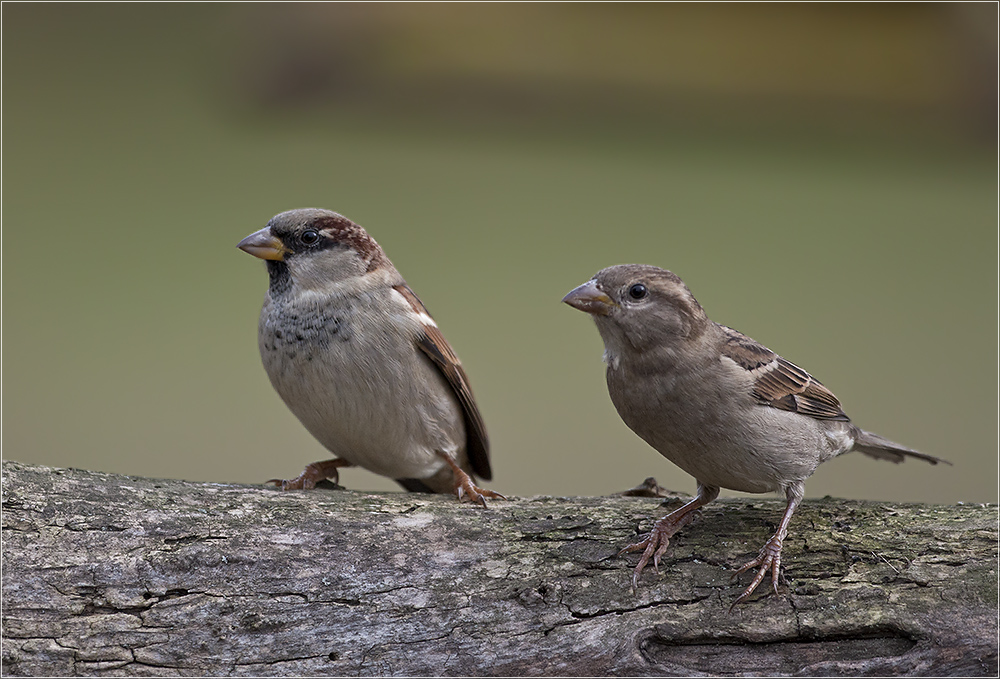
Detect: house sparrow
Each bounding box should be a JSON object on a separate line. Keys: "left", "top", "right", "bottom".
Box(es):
{"left": 563, "top": 264, "right": 948, "bottom": 607}
{"left": 238, "top": 209, "right": 503, "bottom": 506}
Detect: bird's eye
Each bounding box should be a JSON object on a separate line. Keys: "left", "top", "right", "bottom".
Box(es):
{"left": 628, "top": 283, "right": 648, "bottom": 300}
{"left": 300, "top": 229, "right": 320, "bottom": 246}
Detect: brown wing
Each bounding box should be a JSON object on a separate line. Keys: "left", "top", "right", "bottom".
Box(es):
{"left": 720, "top": 325, "right": 850, "bottom": 422}
{"left": 394, "top": 284, "right": 492, "bottom": 480}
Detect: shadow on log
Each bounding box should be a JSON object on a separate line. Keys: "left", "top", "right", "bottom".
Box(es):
{"left": 2, "top": 460, "right": 996, "bottom": 676}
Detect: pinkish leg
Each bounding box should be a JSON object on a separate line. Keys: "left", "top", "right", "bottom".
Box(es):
{"left": 729, "top": 481, "right": 804, "bottom": 611}
{"left": 621, "top": 483, "right": 719, "bottom": 589}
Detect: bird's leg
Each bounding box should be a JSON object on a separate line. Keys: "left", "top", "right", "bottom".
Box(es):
{"left": 268, "top": 458, "right": 353, "bottom": 490}
{"left": 730, "top": 481, "right": 804, "bottom": 610}
{"left": 436, "top": 452, "right": 506, "bottom": 507}
{"left": 621, "top": 483, "right": 720, "bottom": 588}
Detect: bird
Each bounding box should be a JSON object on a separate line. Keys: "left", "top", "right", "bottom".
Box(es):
{"left": 238, "top": 208, "right": 504, "bottom": 506}
{"left": 562, "top": 264, "right": 948, "bottom": 607}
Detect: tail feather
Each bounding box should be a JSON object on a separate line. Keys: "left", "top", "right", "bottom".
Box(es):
{"left": 395, "top": 478, "right": 438, "bottom": 493}
{"left": 852, "top": 427, "right": 951, "bottom": 466}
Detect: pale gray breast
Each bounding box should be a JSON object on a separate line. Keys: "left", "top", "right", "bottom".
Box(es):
{"left": 257, "top": 292, "right": 464, "bottom": 477}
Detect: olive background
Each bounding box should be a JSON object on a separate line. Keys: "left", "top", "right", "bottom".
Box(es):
{"left": 3, "top": 4, "right": 995, "bottom": 503}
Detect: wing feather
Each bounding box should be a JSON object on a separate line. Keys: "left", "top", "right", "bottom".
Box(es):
{"left": 394, "top": 284, "right": 492, "bottom": 479}
{"left": 720, "top": 325, "right": 849, "bottom": 422}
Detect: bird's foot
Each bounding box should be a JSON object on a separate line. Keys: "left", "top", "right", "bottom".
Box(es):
{"left": 435, "top": 452, "right": 505, "bottom": 507}
{"left": 453, "top": 470, "right": 506, "bottom": 508}
{"left": 619, "top": 509, "right": 699, "bottom": 588}
{"left": 729, "top": 533, "right": 784, "bottom": 611}
{"left": 267, "top": 459, "right": 352, "bottom": 491}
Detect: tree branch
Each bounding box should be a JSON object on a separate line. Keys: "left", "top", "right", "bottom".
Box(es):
{"left": 2, "top": 460, "right": 996, "bottom": 676}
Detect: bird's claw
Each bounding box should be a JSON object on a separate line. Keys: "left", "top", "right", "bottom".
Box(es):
{"left": 620, "top": 504, "right": 703, "bottom": 588}
{"left": 729, "top": 534, "right": 784, "bottom": 612}
{"left": 620, "top": 522, "right": 672, "bottom": 587}
{"left": 266, "top": 459, "right": 350, "bottom": 491}
{"left": 455, "top": 477, "right": 506, "bottom": 507}
{"left": 437, "top": 453, "right": 505, "bottom": 507}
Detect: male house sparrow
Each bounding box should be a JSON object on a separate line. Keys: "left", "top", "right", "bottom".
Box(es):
{"left": 238, "top": 209, "right": 503, "bottom": 505}
{"left": 563, "top": 264, "right": 947, "bottom": 606}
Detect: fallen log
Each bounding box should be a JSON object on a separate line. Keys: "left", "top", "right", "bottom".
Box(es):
{"left": 1, "top": 460, "right": 996, "bottom": 676}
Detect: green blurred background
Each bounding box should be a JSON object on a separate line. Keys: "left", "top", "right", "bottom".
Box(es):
{"left": 3, "top": 4, "right": 996, "bottom": 503}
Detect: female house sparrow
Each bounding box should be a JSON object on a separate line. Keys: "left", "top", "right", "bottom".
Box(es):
{"left": 238, "top": 209, "right": 503, "bottom": 506}
{"left": 563, "top": 264, "right": 947, "bottom": 607}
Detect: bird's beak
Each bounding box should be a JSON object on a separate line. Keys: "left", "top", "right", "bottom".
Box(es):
{"left": 562, "top": 279, "right": 617, "bottom": 316}
{"left": 238, "top": 227, "right": 289, "bottom": 261}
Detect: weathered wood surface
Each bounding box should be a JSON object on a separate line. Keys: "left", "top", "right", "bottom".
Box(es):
{"left": 1, "top": 460, "right": 996, "bottom": 677}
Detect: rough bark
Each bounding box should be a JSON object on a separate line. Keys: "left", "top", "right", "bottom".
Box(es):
{"left": 1, "top": 460, "right": 996, "bottom": 677}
